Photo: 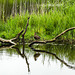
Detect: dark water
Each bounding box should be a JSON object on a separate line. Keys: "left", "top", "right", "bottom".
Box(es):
{"left": 0, "top": 0, "right": 63, "bottom": 20}
{"left": 0, "top": 43, "right": 75, "bottom": 75}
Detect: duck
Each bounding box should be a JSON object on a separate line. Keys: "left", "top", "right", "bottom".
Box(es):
{"left": 34, "top": 33, "right": 40, "bottom": 40}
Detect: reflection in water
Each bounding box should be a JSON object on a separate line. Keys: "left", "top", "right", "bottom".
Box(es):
{"left": 0, "top": 45, "right": 30, "bottom": 72}
{"left": 0, "top": 0, "right": 63, "bottom": 20}
{"left": 29, "top": 44, "right": 75, "bottom": 70}
{"left": 34, "top": 53, "right": 40, "bottom": 61}
{"left": 12, "top": 45, "right": 30, "bottom": 72}
{"left": 0, "top": 43, "right": 75, "bottom": 74}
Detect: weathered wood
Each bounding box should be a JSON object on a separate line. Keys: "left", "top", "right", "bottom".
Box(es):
{"left": 46, "top": 27, "right": 75, "bottom": 43}
{"left": 0, "top": 29, "right": 24, "bottom": 45}
{"left": 0, "top": 17, "right": 30, "bottom": 46}
{"left": 22, "top": 17, "right": 30, "bottom": 45}
{"left": 11, "top": 29, "right": 24, "bottom": 41}
{"left": 0, "top": 38, "right": 16, "bottom": 45}
{"left": 29, "top": 41, "right": 46, "bottom": 47}
{"left": 22, "top": 17, "right": 30, "bottom": 37}
{"left": 29, "top": 27, "right": 75, "bottom": 46}
{"left": 55, "top": 27, "right": 75, "bottom": 39}
{"left": 0, "top": 22, "right": 75, "bottom": 46}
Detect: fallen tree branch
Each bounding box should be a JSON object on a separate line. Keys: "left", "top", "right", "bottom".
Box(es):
{"left": 22, "top": 17, "right": 30, "bottom": 44}
{"left": 29, "top": 27, "right": 75, "bottom": 46}
{"left": 0, "top": 17, "right": 30, "bottom": 46}
{"left": 0, "top": 30, "right": 24, "bottom": 45}
{"left": 55, "top": 27, "right": 75, "bottom": 39}
{"left": 22, "top": 17, "right": 30, "bottom": 37}
{"left": 0, "top": 37, "right": 16, "bottom": 45}
{"left": 11, "top": 29, "right": 24, "bottom": 41}
{"left": 46, "top": 27, "right": 75, "bottom": 43}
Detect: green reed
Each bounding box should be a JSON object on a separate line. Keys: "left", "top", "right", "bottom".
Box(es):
{"left": 0, "top": 1, "right": 75, "bottom": 42}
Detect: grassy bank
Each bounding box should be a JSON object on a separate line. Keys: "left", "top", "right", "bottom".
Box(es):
{"left": 0, "top": 2, "right": 75, "bottom": 42}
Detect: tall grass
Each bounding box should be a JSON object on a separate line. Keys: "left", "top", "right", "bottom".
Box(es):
{"left": 0, "top": 2, "right": 75, "bottom": 42}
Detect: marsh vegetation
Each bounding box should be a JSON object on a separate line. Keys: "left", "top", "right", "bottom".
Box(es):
{"left": 0, "top": 0, "right": 75, "bottom": 75}
{"left": 0, "top": 0, "right": 75, "bottom": 43}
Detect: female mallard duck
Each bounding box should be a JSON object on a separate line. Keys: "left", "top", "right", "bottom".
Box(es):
{"left": 34, "top": 33, "right": 40, "bottom": 40}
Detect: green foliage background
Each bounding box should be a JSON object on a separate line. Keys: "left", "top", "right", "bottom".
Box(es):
{"left": 0, "top": 0, "right": 75, "bottom": 42}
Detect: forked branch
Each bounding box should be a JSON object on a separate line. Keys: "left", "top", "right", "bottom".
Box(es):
{"left": 0, "top": 17, "right": 30, "bottom": 46}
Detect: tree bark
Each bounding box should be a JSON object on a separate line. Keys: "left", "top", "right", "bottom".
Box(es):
{"left": 29, "top": 27, "right": 75, "bottom": 46}
{"left": 0, "top": 17, "right": 30, "bottom": 46}
{"left": 0, "top": 29, "right": 24, "bottom": 45}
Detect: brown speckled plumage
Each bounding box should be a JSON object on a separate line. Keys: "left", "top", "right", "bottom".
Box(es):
{"left": 34, "top": 33, "right": 40, "bottom": 40}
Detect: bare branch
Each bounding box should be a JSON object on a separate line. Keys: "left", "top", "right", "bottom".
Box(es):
{"left": 11, "top": 29, "right": 24, "bottom": 41}
{"left": 55, "top": 27, "right": 75, "bottom": 40}
{"left": 22, "top": 17, "right": 30, "bottom": 37}
{"left": 29, "top": 27, "right": 75, "bottom": 46}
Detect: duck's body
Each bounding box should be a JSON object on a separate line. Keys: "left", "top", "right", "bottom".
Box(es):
{"left": 34, "top": 33, "right": 40, "bottom": 40}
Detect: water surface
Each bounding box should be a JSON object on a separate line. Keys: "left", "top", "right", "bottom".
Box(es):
{"left": 0, "top": 43, "right": 75, "bottom": 75}
{"left": 0, "top": 0, "right": 63, "bottom": 20}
